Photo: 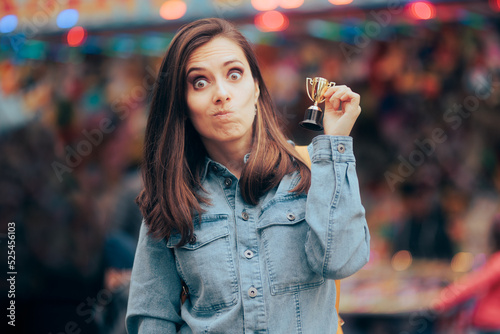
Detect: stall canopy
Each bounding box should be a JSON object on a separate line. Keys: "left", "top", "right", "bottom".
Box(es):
{"left": 0, "top": 0, "right": 490, "bottom": 36}
{"left": 0, "top": 0, "right": 496, "bottom": 61}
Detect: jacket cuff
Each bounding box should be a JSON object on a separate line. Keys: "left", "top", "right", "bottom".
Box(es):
{"left": 309, "top": 135, "right": 355, "bottom": 163}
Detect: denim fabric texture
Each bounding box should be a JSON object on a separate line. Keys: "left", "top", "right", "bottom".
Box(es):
{"left": 126, "top": 135, "right": 370, "bottom": 334}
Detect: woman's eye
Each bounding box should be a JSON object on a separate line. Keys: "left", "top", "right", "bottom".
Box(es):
{"left": 229, "top": 71, "right": 242, "bottom": 81}
{"left": 194, "top": 79, "right": 208, "bottom": 89}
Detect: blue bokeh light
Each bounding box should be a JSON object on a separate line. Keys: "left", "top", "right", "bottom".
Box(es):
{"left": 56, "top": 9, "right": 79, "bottom": 29}
{"left": 0, "top": 15, "right": 18, "bottom": 33}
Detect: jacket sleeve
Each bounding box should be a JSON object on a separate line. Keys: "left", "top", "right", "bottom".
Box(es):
{"left": 126, "top": 221, "right": 183, "bottom": 334}
{"left": 304, "top": 135, "right": 370, "bottom": 280}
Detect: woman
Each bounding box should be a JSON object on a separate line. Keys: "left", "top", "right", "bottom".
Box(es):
{"left": 433, "top": 214, "right": 500, "bottom": 334}
{"left": 126, "top": 18, "right": 370, "bottom": 333}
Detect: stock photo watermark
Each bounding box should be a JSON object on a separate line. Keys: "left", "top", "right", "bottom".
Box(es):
{"left": 4, "top": 0, "right": 70, "bottom": 53}
{"left": 385, "top": 74, "right": 497, "bottom": 192}
{"left": 6, "top": 222, "right": 17, "bottom": 327}
{"left": 212, "top": 0, "right": 244, "bottom": 18}
{"left": 51, "top": 64, "right": 162, "bottom": 182}
{"left": 340, "top": 0, "right": 404, "bottom": 64}
{"left": 47, "top": 269, "right": 131, "bottom": 334}
{"left": 398, "top": 275, "right": 480, "bottom": 334}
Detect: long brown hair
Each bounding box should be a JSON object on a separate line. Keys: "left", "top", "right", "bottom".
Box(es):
{"left": 136, "top": 18, "right": 311, "bottom": 246}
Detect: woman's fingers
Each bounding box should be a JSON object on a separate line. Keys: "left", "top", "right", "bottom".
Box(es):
{"left": 325, "top": 86, "right": 360, "bottom": 114}
{"left": 325, "top": 85, "right": 348, "bottom": 111}
{"left": 341, "top": 91, "right": 361, "bottom": 116}
{"left": 322, "top": 85, "right": 362, "bottom": 136}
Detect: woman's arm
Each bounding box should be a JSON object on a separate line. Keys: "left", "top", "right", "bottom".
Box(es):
{"left": 126, "top": 221, "right": 183, "bottom": 334}
{"left": 304, "top": 135, "right": 370, "bottom": 279}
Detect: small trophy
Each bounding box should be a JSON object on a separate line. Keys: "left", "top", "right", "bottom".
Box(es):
{"left": 300, "top": 77, "right": 336, "bottom": 131}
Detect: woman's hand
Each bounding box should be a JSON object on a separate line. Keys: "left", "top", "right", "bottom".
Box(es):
{"left": 322, "top": 85, "right": 362, "bottom": 136}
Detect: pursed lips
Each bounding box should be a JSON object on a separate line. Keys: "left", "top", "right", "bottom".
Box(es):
{"left": 213, "top": 110, "right": 233, "bottom": 117}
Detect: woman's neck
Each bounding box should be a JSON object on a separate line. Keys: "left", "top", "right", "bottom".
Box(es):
{"left": 202, "top": 138, "right": 251, "bottom": 179}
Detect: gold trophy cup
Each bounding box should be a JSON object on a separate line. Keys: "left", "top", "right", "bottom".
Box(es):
{"left": 300, "top": 77, "right": 336, "bottom": 131}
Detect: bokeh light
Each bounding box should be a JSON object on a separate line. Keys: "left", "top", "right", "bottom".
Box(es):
{"left": 451, "top": 252, "right": 474, "bottom": 273}
{"left": 409, "top": 1, "right": 436, "bottom": 20}
{"left": 252, "top": 0, "right": 279, "bottom": 11}
{"left": 56, "top": 9, "right": 79, "bottom": 29}
{"left": 391, "top": 250, "right": 413, "bottom": 271}
{"left": 160, "top": 0, "right": 187, "bottom": 20}
{"left": 489, "top": 0, "right": 500, "bottom": 11}
{"left": 255, "top": 11, "right": 289, "bottom": 32}
{"left": 0, "top": 15, "right": 18, "bottom": 33}
{"left": 67, "top": 26, "right": 87, "bottom": 47}
{"left": 280, "top": 0, "right": 304, "bottom": 9}
{"left": 328, "top": 0, "right": 354, "bottom": 5}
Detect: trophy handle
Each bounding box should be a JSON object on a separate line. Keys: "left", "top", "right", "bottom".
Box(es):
{"left": 306, "top": 77, "right": 313, "bottom": 101}
{"left": 318, "top": 81, "right": 336, "bottom": 104}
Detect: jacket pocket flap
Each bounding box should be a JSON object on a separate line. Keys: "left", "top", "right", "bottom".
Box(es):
{"left": 257, "top": 196, "right": 306, "bottom": 230}
{"left": 167, "top": 214, "right": 229, "bottom": 249}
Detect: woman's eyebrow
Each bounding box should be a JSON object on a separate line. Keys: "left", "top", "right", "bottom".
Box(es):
{"left": 186, "top": 59, "right": 244, "bottom": 77}
{"left": 222, "top": 59, "right": 244, "bottom": 67}
{"left": 186, "top": 66, "right": 204, "bottom": 77}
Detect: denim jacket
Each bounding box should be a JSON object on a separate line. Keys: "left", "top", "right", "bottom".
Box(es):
{"left": 126, "top": 135, "right": 370, "bottom": 334}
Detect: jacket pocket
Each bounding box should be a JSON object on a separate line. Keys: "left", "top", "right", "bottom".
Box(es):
{"left": 258, "top": 196, "right": 324, "bottom": 295}
{"left": 167, "top": 214, "right": 239, "bottom": 313}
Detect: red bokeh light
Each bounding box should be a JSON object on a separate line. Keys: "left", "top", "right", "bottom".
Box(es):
{"left": 67, "top": 26, "right": 87, "bottom": 47}
{"left": 254, "top": 11, "right": 289, "bottom": 32}
{"left": 409, "top": 1, "right": 436, "bottom": 20}
{"left": 489, "top": 0, "right": 500, "bottom": 12}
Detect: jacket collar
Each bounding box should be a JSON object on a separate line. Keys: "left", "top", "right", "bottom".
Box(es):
{"left": 200, "top": 153, "right": 251, "bottom": 183}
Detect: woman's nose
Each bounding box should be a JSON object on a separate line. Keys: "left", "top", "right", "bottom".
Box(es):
{"left": 213, "top": 81, "right": 231, "bottom": 104}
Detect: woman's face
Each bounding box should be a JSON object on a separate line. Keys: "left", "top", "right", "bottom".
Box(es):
{"left": 185, "top": 37, "right": 260, "bottom": 149}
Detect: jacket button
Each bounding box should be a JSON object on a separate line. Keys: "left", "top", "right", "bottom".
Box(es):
{"left": 244, "top": 250, "right": 254, "bottom": 259}
{"left": 224, "top": 178, "right": 232, "bottom": 187}
{"left": 189, "top": 234, "right": 197, "bottom": 244}
{"left": 248, "top": 287, "right": 258, "bottom": 298}
{"left": 287, "top": 213, "right": 295, "bottom": 221}
{"left": 242, "top": 211, "right": 249, "bottom": 221}
{"left": 337, "top": 143, "right": 345, "bottom": 153}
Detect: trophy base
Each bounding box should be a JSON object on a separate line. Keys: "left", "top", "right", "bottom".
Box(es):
{"left": 300, "top": 106, "right": 324, "bottom": 131}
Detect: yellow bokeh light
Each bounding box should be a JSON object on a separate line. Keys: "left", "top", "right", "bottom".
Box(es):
{"left": 328, "top": 0, "right": 354, "bottom": 5}
{"left": 160, "top": 1, "right": 187, "bottom": 20}
{"left": 280, "top": 0, "right": 304, "bottom": 9}
{"left": 391, "top": 250, "right": 413, "bottom": 271}
{"left": 252, "top": 0, "right": 279, "bottom": 11}
{"left": 451, "top": 252, "right": 474, "bottom": 273}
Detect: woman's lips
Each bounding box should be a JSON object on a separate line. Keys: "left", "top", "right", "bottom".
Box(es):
{"left": 213, "top": 110, "right": 233, "bottom": 118}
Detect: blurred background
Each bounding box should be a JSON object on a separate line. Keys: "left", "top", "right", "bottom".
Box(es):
{"left": 1, "top": 0, "right": 500, "bottom": 333}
